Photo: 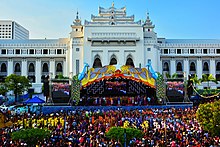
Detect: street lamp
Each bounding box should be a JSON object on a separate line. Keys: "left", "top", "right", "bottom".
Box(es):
{"left": 48, "top": 72, "right": 53, "bottom": 104}
{"left": 183, "top": 72, "right": 189, "bottom": 102}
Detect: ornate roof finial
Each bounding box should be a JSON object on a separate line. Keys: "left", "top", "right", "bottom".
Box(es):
{"left": 112, "top": 1, "right": 114, "bottom": 7}
{"left": 146, "top": 11, "right": 150, "bottom": 20}
{"left": 76, "top": 10, "right": 79, "bottom": 20}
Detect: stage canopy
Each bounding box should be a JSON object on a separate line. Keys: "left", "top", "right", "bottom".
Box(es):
{"left": 81, "top": 65, "right": 156, "bottom": 88}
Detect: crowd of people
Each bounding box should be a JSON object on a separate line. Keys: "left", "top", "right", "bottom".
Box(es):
{"left": 0, "top": 106, "right": 220, "bottom": 147}
{"left": 78, "top": 96, "right": 157, "bottom": 106}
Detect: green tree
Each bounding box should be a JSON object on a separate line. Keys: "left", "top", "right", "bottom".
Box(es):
{"left": 5, "top": 74, "right": 31, "bottom": 102}
{"left": 106, "top": 127, "right": 143, "bottom": 145}
{"left": 12, "top": 128, "right": 51, "bottom": 146}
{"left": 189, "top": 75, "right": 201, "bottom": 87}
{"left": 165, "top": 73, "right": 178, "bottom": 79}
{"left": 201, "top": 74, "right": 218, "bottom": 89}
{"left": 196, "top": 100, "right": 220, "bottom": 136}
{"left": 0, "top": 84, "right": 8, "bottom": 96}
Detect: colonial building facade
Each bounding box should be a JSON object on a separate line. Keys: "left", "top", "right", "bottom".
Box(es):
{"left": 0, "top": 4, "right": 220, "bottom": 92}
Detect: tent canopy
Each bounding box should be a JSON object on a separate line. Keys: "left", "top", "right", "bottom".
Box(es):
{"left": 24, "top": 96, "right": 45, "bottom": 104}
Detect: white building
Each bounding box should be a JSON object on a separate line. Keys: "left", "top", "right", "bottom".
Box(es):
{"left": 0, "top": 20, "right": 29, "bottom": 40}
{"left": 0, "top": 3, "right": 220, "bottom": 92}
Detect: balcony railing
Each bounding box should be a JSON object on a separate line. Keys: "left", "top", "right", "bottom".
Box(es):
{"left": 28, "top": 72, "right": 35, "bottom": 76}
{"left": 14, "top": 72, "right": 21, "bottom": 76}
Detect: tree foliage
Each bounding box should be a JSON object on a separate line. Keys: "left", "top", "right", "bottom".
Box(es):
{"left": 12, "top": 128, "right": 51, "bottom": 146}
{"left": 0, "top": 84, "right": 8, "bottom": 96}
{"left": 201, "top": 74, "right": 218, "bottom": 88}
{"left": 4, "top": 74, "right": 31, "bottom": 102}
{"left": 165, "top": 73, "right": 178, "bottom": 79}
{"left": 196, "top": 100, "right": 220, "bottom": 136}
{"left": 106, "top": 127, "right": 143, "bottom": 145}
{"left": 189, "top": 75, "right": 201, "bottom": 86}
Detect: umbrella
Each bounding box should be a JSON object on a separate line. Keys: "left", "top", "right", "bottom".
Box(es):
{"left": 24, "top": 96, "right": 45, "bottom": 104}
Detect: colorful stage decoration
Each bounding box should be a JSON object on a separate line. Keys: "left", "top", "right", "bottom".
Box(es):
{"left": 146, "top": 61, "right": 158, "bottom": 79}
{"left": 78, "top": 63, "right": 89, "bottom": 81}
{"left": 71, "top": 75, "right": 81, "bottom": 105}
{"left": 81, "top": 65, "right": 157, "bottom": 89}
{"left": 156, "top": 73, "right": 166, "bottom": 100}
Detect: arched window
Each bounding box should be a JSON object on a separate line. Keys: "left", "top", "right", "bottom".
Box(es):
{"left": 14, "top": 63, "right": 21, "bottom": 72}
{"left": 28, "top": 63, "right": 35, "bottom": 72}
{"left": 190, "top": 62, "right": 196, "bottom": 71}
{"left": 176, "top": 62, "right": 183, "bottom": 71}
{"left": 163, "top": 62, "right": 169, "bottom": 71}
{"left": 109, "top": 55, "right": 117, "bottom": 65}
{"left": 56, "top": 63, "right": 63, "bottom": 72}
{"left": 93, "top": 56, "right": 102, "bottom": 68}
{"left": 42, "top": 63, "right": 49, "bottom": 72}
{"left": 203, "top": 62, "right": 209, "bottom": 71}
{"left": 1, "top": 63, "right": 7, "bottom": 72}
{"left": 216, "top": 62, "right": 220, "bottom": 71}
{"left": 125, "top": 56, "right": 134, "bottom": 67}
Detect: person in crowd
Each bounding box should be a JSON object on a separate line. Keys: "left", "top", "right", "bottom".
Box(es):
{"left": 0, "top": 106, "right": 220, "bottom": 147}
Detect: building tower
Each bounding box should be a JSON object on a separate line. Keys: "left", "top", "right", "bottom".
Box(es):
{"left": 69, "top": 11, "right": 84, "bottom": 75}
{"left": 143, "top": 12, "right": 160, "bottom": 72}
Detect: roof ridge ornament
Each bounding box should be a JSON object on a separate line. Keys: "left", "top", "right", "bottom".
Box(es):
{"left": 112, "top": 1, "right": 114, "bottom": 7}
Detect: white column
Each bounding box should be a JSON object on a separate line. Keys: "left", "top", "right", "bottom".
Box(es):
{"left": 210, "top": 58, "right": 215, "bottom": 76}
{"left": 170, "top": 59, "right": 176, "bottom": 75}
{"left": 69, "top": 45, "right": 73, "bottom": 75}
{"left": 119, "top": 50, "right": 125, "bottom": 65}
{"left": 103, "top": 49, "right": 108, "bottom": 66}
{"left": 63, "top": 59, "right": 67, "bottom": 77}
{"left": 184, "top": 58, "right": 189, "bottom": 79}
{"left": 197, "top": 58, "right": 202, "bottom": 78}
{"left": 7, "top": 58, "right": 13, "bottom": 76}
{"left": 35, "top": 58, "right": 41, "bottom": 83}
{"left": 49, "top": 58, "right": 55, "bottom": 78}
{"left": 21, "top": 58, "right": 27, "bottom": 77}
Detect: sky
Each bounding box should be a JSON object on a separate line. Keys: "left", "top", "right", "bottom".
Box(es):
{"left": 0, "top": 0, "right": 220, "bottom": 39}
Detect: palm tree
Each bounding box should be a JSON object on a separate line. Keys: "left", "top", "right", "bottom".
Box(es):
{"left": 201, "top": 74, "right": 218, "bottom": 89}
{"left": 189, "top": 75, "right": 201, "bottom": 87}
{"left": 165, "top": 73, "right": 178, "bottom": 80}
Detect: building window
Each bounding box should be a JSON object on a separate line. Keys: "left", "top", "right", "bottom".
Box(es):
{"left": 164, "top": 49, "right": 168, "bottom": 54}
{"left": 176, "top": 62, "right": 183, "bottom": 71}
{"left": 1, "top": 49, "right": 6, "bottom": 54}
{"left": 76, "top": 48, "right": 80, "bottom": 52}
{"left": 29, "top": 49, "right": 35, "bottom": 54}
{"left": 163, "top": 62, "right": 169, "bottom": 71}
{"left": 217, "top": 49, "right": 220, "bottom": 54}
{"left": 15, "top": 49, "right": 20, "bottom": 54}
{"left": 203, "top": 62, "right": 209, "bottom": 71}
{"left": 203, "top": 49, "right": 208, "bottom": 54}
{"left": 177, "top": 49, "right": 181, "bottom": 54}
{"left": 147, "top": 48, "right": 151, "bottom": 51}
{"left": 76, "top": 60, "right": 79, "bottom": 74}
{"left": 57, "top": 49, "right": 62, "bottom": 54}
{"left": 190, "top": 62, "right": 196, "bottom": 71}
{"left": 190, "top": 49, "right": 194, "bottom": 54}
{"left": 43, "top": 49, "right": 48, "bottom": 54}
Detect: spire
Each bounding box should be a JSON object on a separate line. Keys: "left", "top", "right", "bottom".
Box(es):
{"left": 112, "top": 1, "right": 114, "bottom": 7}
{"left": 73, "top": 10, "right": 81, "bottom": 26}
{"left": 143, "top": 11, "right": 155, "bottom": 28}
{"left": 147, "top": 12, "right": 150, "bottom": 20}
{"left": 76, "top": 11, "right": 79, "bottom": 20}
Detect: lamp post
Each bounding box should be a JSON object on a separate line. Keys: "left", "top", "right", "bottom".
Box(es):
{"left": 183, "top": 72, "right": 188, "bottom": 102}
{"left": 48, "top": 72, "right": 53, "bottom": 103}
